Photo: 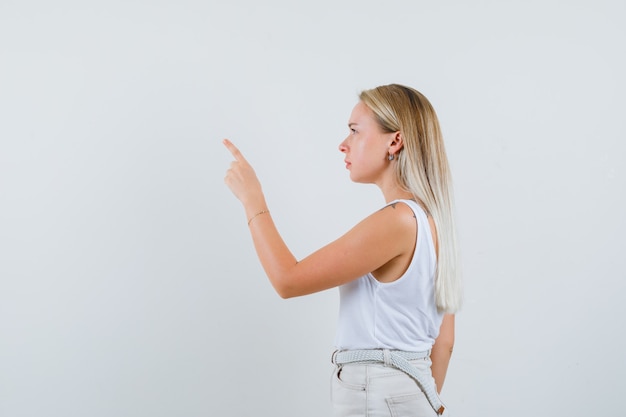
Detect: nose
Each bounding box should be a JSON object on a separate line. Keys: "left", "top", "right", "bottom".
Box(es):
{"left": 338, "top": 137, "right": 348, "bottom": 153}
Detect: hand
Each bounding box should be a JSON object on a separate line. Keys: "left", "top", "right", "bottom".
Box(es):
{"left": 223, "top": 139, "right": 266, "bottom": 211}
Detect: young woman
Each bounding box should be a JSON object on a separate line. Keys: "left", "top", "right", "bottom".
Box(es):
{"left": 223, "top": 84, "right": 461, "bottom": 416}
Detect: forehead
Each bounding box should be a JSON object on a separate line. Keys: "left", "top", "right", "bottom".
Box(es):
{"left": 348, "top": 101, "right": 377, "bottom": 125}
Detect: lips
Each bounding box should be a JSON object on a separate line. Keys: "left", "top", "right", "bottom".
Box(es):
{"left": 344, "top": 160, "right": 351, "bottom": 169}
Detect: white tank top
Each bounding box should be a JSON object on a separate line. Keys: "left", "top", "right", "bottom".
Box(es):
{"left": 335, "top": 199, "right": 444, "bottom": 352}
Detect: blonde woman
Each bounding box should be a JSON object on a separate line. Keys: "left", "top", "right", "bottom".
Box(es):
{"left": 223, "top": 84, "right": 461, "bottom": 416}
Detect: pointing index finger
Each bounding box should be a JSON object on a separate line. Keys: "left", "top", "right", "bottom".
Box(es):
{"left": 223, "top": 139, "right": 246, "bottom": 162}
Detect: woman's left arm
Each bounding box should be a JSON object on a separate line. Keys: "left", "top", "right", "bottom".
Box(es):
{"left": 430, "top": 314, "right": 455, "bottom": 393}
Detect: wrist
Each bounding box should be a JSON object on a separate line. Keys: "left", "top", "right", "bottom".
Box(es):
{"left": 247, "top": 209, "right": 270, "bottom": 225}
{"left": 243, "top": 196, "right": 268, "bottom": 220}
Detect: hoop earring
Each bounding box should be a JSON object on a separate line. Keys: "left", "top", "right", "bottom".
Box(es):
{"left": 388, "top": 154, "right": 394, "bottom": 161}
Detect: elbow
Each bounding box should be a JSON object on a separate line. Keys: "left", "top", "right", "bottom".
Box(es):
{"left": 433, "top": 340, "right": 454, "bottom": 357}
{"left": 439, "top": 336, "right": 455, "bottom": 354}
{"left": 274, "top": 280, "right": 308, "bottom": 299}
{"left": 275, "top": 280, "right": 304, "bottom": 299}
{"left": 275, "top": 285, "right": 292, "bottom": 299}
{"left": 435, "top": 314, "right": 455, "bottom": 352}
{"left": 432, "top": 335, "right": 455, "bottom": 358}
{"left": 269, "top": 265, "right": 306, "bottom": 299}
{"left": 272, "top": 277, "right": 297, "bottom": 299}
{"left": 441, "top": 334, "right": 455, "bottom": 349}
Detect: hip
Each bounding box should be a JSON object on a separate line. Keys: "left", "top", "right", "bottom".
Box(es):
{"left": 330, "top": 350, "right": 447, "bottom": 417}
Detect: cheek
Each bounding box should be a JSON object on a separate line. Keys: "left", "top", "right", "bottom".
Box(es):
{"left": 353, "top": 140, "right": 370, "bottom": 158}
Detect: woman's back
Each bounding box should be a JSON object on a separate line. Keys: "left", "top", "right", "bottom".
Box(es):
{"left": 335, "top": 199, "right": 443, "bottom": 352}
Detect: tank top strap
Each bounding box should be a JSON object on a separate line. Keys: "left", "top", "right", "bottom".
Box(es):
{"left": 387, "top": 199, "right": 436, "bottom": 262}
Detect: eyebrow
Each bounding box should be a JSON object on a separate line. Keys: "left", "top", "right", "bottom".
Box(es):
{"left": 348, "top": 122, "right": 358, "bottom": 127}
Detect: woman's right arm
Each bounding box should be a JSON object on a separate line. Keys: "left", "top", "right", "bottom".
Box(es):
{"left": 223, "top": 139, "right": 417, "bottom": 298}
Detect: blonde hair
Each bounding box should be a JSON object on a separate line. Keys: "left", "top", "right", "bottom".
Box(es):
{"left": 360, "top": 84, "right": 462, "bottom": 313}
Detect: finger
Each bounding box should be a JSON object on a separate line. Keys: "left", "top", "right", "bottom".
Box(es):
{"left": 223, "top": 139, "right": 247, "bottom": 162}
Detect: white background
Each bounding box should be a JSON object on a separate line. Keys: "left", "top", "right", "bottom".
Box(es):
{"left": 1, "top": 1, "right": 625, "bottom": 416}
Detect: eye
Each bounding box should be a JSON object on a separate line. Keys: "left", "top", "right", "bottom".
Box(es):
{"left": 350, "top": 128, "right": 356, "bottom": 134}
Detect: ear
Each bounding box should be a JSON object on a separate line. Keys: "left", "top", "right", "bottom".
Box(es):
{"left": 388, "top": 131, "right": 404, "bottom": 154}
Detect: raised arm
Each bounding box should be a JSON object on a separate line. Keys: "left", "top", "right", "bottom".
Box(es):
{"left": 430, "top": 314, "right": 455, "bottom": 393}
{"left": 223, "top": 139, "right": 416, "bottom": 298}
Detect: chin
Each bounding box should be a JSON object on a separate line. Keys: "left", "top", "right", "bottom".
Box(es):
{"left": 349, "top": 174, "right": 369, "bottom": 184}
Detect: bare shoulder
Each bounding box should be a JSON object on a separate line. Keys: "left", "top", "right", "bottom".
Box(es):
{"left": 360, "top": 200, "right": 417, "bottom": 247}
{"left": 366, "top": 201, "right": 418, "bottom": 283}
{"left": 377, "top": 200, "right": 418, "bottom": 228}
{"left": 336, "top": 200, "right": 417, "bottom": 255}
{"left": 282, "top": 200, "right": 419, "bottom": 295}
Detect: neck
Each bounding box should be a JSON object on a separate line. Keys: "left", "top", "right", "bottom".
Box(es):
{"left": 376, "top": 166, "right": 413, "bottom": 203}
{"left": 379, "top": 180, "right": 413, "bottom": 203}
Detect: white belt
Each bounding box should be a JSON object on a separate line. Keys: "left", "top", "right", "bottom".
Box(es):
{"left": 332, "top": 349, "right": 445, "bottom": 415}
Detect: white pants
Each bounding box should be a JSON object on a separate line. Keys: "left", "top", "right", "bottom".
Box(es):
{"left": 330, "top": 357, "right": 447, "bottom": 417}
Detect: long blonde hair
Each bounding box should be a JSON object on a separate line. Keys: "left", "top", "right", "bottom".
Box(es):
{"left": 360, "top": 84, "right": 462, "bottom": 313}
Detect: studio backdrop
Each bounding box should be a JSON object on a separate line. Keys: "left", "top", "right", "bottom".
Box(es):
{"left": 1, "top": 1, "right": 625, "bottom": 416}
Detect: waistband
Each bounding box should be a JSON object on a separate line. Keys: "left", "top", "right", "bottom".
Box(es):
{"left": 332, "top": 349, "right": 445, "bottom": 415}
